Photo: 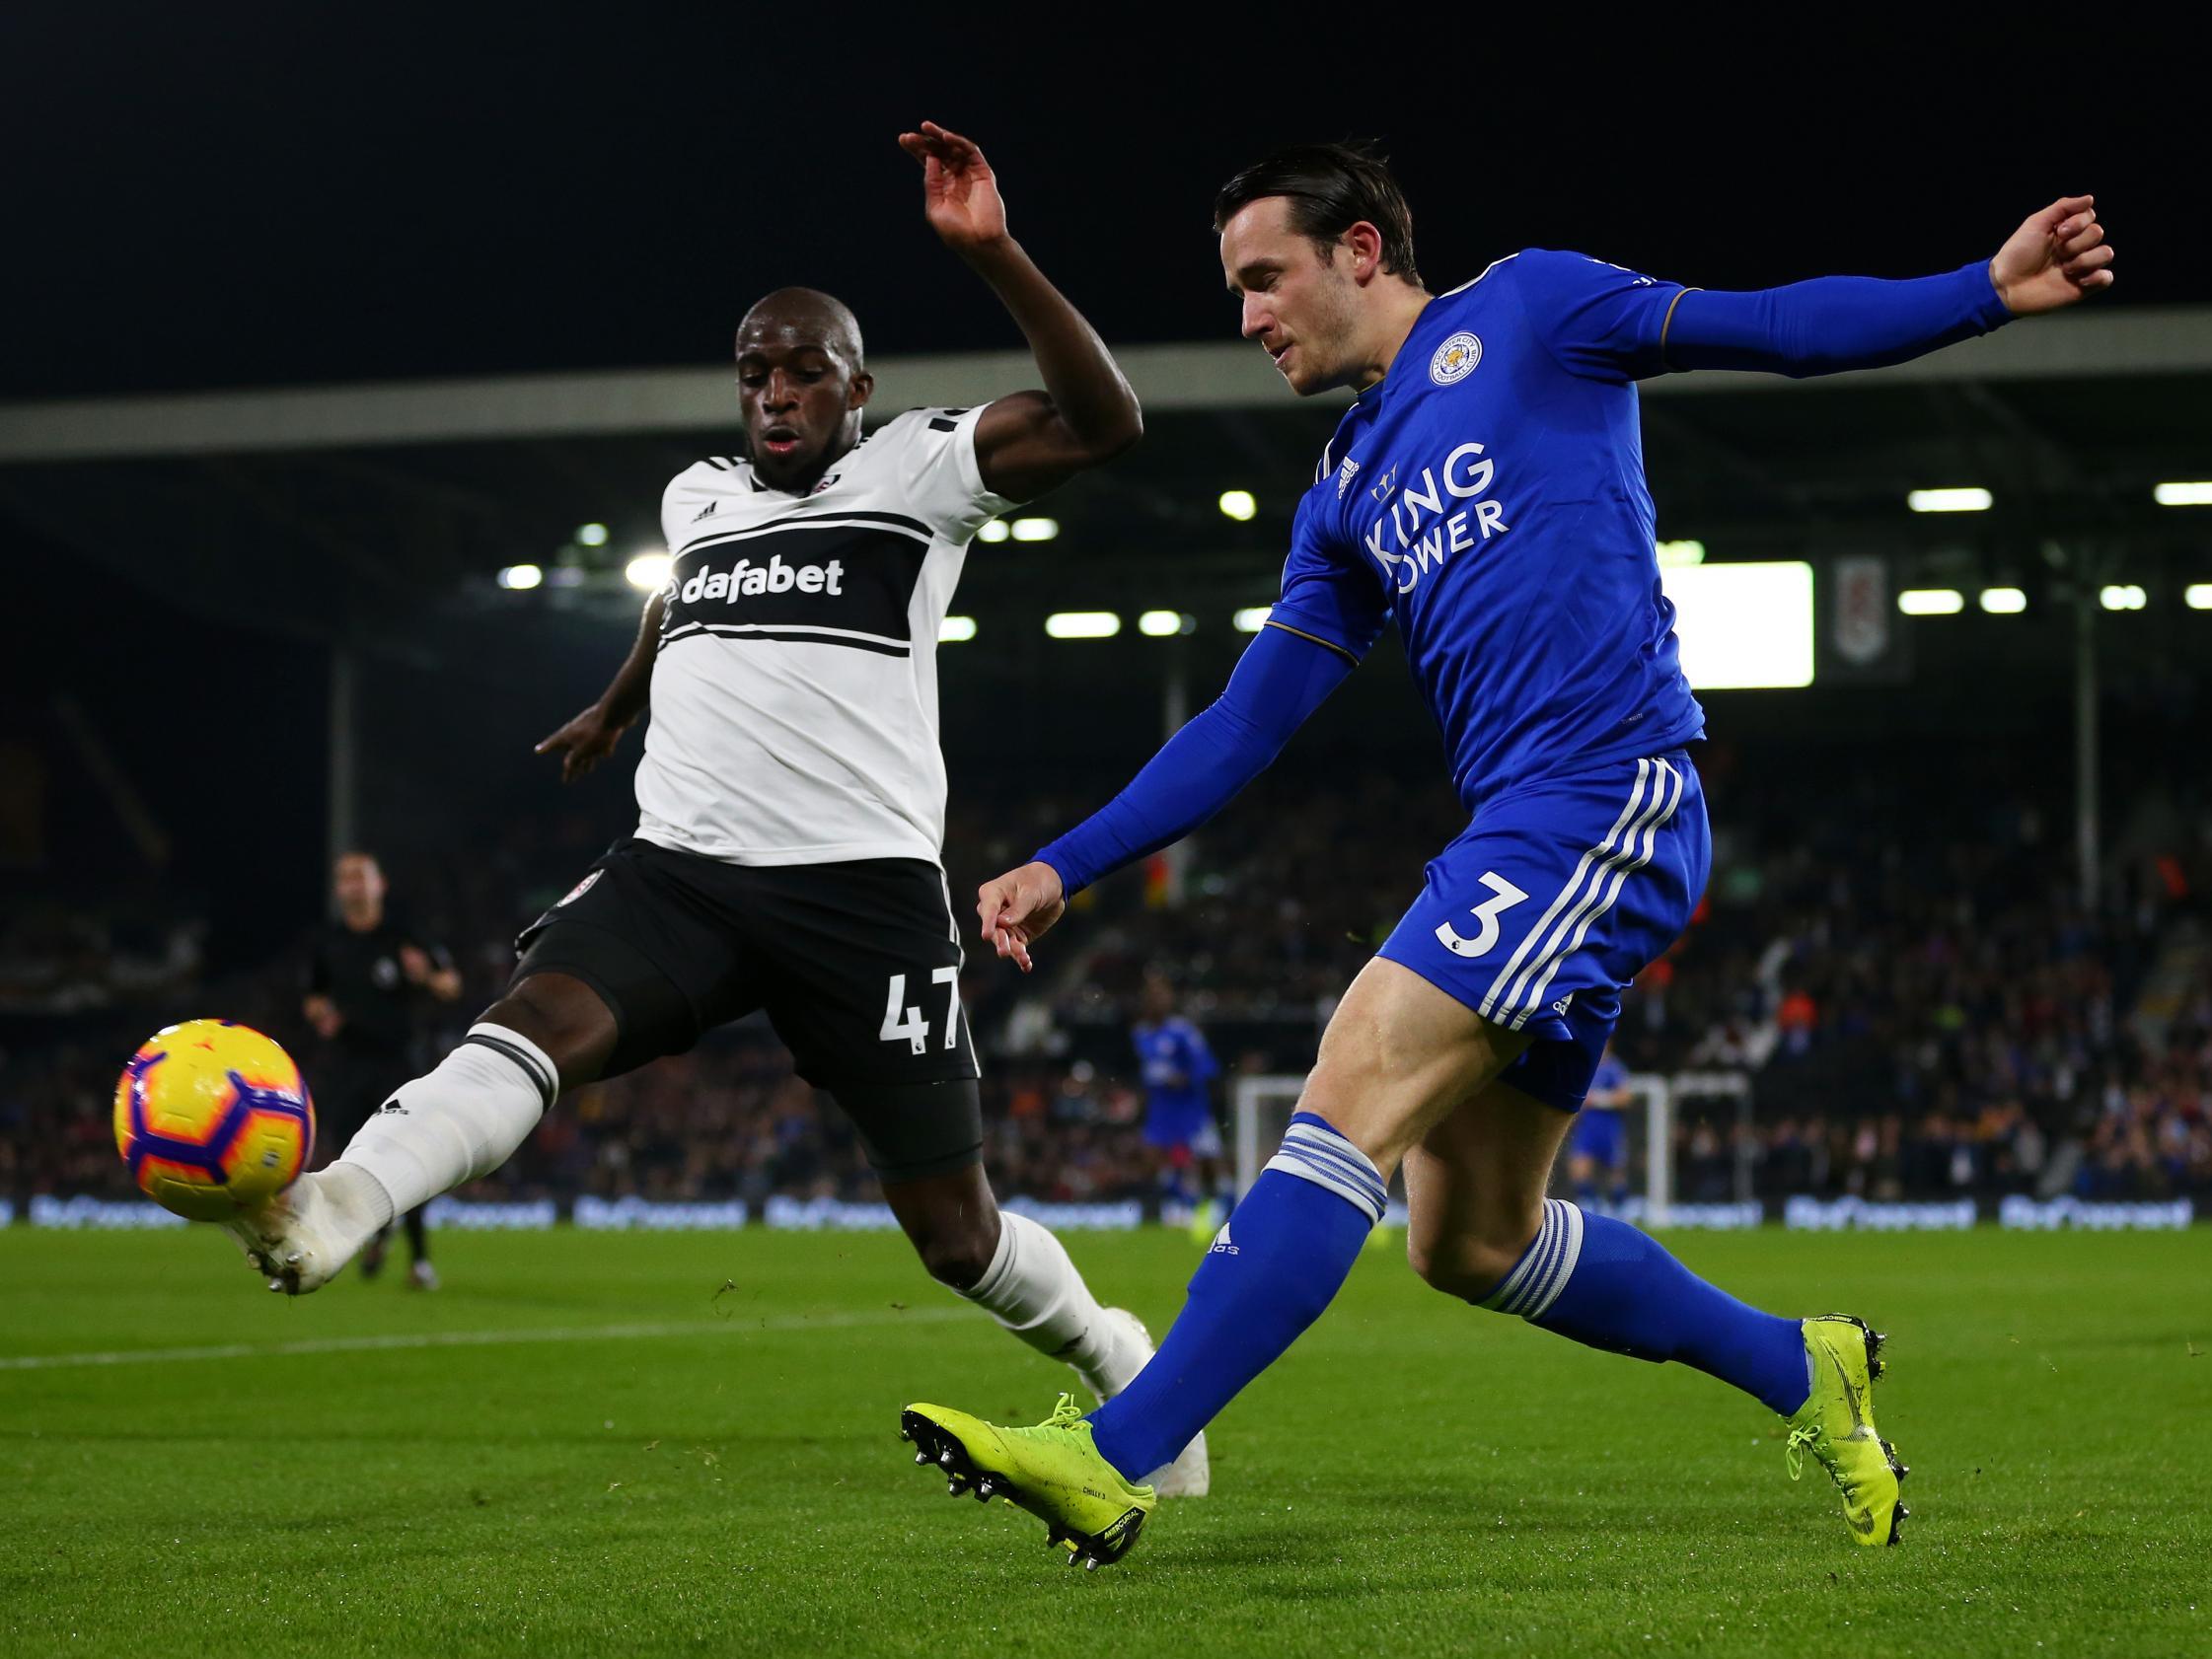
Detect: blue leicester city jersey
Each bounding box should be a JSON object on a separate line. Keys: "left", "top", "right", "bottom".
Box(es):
{"left": 1134, "top": 1019, "right": 1217, "bottom": 1120}
{"left": 1267, "top": 250, "right": 1709, "bottom": 810}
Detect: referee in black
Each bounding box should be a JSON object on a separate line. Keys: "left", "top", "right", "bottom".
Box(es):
{"left": 304, "top": 850, "right": 463, "bottom": 1287}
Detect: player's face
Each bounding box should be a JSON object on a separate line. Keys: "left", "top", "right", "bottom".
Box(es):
{"left": 333, "top": 854, "right": 384, "bottom": 913}
{"left": 1220, "top": 197, "right": 1362, "bottom": 397}
{"left": 734, "top": 326, "right": 872, "bottom": 491}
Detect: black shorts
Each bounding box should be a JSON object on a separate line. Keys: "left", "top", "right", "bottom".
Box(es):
{"left": 512, "top": 838, "right": 981, "bottom": 1182}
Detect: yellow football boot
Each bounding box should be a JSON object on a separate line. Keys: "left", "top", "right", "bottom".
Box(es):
{"left": 1785, "top": 1314, "right": 1910, "bottom": 1546}
{"left": 901, "top": 1394, "right": 1156, "bottom": 1569}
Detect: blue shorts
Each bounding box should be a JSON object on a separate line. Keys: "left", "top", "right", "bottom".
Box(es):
{"left": 1144, "top": 1106, "right": 1222, "bottom": 1158}
{"left": 1570, "top": 1107, "right": 1628, "bottom": 1168}
{"left": 1376, "top": 752, "right": 1708, "bottom": 1114}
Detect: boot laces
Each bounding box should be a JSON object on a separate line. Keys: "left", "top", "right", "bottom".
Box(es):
{"left": 1785, "top": 1423, "right": 1821, "bottom": 1481}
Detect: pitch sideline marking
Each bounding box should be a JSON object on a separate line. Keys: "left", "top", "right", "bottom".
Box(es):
{"left": 0, "top": 1306, "right": 972, "bottom": 1372}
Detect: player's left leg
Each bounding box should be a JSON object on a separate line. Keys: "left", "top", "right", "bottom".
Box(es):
{"left": 835, "top": 1083, "right": 1208, "bottom": 1498}
{"left": 1565, "top": 1107, "right": 1623, "bottom": 1211}
{"left": 1404, "top": 1074, "right": 1810, "bottom": 1409}
{"left": 1187, "top": 1117, "right": 1230, "bottom": 1237}
{"left": 848, "top": 1084, "right": 1147, "bottom": 1403}
{"left": 1406, "top": 1074, "right": 1906, "bottom": 1544}
{"left": 1567, "top": 1146, "right": 1600, "bottom": 1208}
{"left": 404, "top": 1208, "right": 436, "bottom": 1289}
{"left": 762, "top": 859, "right": 1209, "bottom": 1497}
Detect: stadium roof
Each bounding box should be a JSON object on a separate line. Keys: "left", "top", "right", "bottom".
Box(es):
{"left": 3, "top": 307, "right": 2210, "bottom": 652}
{"left": 3, "top": 305, "right": 2208, "bottom": 463}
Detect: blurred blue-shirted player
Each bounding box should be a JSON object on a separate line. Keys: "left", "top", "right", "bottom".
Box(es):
{"left": 907, "top": 143, "right": 2114, "bottom": 1566}
{"left": 1569, "top": 1043, "right": 1633, "bottom": 1211}
{"left": 1130, "top": 974, "right": 1225, "bottom": 1225}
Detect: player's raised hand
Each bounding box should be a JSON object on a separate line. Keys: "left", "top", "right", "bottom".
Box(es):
{"left": 1990, "top": 196, "right": 2114, "bottom": 315}
{"left": 898, "top": 120, "right": 1008, "bottom": 252}
{"left": 976, "top": 860, "right": 1067, "bottom": 974}
{"left": 534, "top": 702, "right": 627, "bottom": 783}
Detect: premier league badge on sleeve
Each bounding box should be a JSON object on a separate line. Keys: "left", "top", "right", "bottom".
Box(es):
{"left": 1430, "top": 332, "right": 1482, "bottom": 386}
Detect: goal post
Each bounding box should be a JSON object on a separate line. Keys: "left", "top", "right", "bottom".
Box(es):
{"left": 1623, "top": 1072, "right": 1673, "bottom": 1227}
{"left": 1230, "top": 1074, "right": 1308, "bottom": 1198}
{"left": 1233, "top": 1066, "right": 1751, "bottom": 1227}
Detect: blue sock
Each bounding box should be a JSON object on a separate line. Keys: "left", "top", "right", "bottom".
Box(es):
{"left": 1485, "top": 1199, "right": 1810, "bottom": 1415}
{"left": 1088, "top": 1114, "right": 1381, "bottom": 1480}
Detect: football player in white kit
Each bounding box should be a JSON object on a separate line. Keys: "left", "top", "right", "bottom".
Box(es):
{"left": 226, "top": 121, "right": 1209, "bottom": 1494}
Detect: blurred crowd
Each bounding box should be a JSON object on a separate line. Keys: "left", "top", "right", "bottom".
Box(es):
{"left": 5, "top": 746, "right": 2210, "bottom": 1213}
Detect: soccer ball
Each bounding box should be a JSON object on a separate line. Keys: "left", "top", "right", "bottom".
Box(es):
{"left": 113, "top": 1020, "right": 315, "bottom": 1221}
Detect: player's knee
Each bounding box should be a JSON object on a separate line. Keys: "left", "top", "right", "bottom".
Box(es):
{"left": 1295, "top": 1052, "right": 1403, "bottom": 1169}
{"left": 479, "top": 974, "right": 614, "bottom": 1085}
{"left": 913, "top": 1215, "right": 1000, "bottom": 1290}
{"left": 1408, "top": 1231, "right": 1527, "bottom": 1306}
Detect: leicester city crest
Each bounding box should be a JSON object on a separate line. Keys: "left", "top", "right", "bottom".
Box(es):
{"left": 1430, "top": 331, "right": 1482, "bottom": 386}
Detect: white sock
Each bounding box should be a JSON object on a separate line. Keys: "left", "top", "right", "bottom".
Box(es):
{"left": 318, "top": 1163, "right": 396, "bottom": 1235}
{"left": 333, "top": 1024, "right": 557, "bottom": 1217}
{"left": 957, "top": 1211, "right": 1146, "bottom": 1400}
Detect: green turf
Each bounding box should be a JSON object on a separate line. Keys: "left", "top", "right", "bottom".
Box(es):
{"left": 2, "top": 1226, "right": 2206, "bottom": 1658}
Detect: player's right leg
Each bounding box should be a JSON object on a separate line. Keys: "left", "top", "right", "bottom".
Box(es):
{"left": 903, "top": 954, "right": 1524, "bottom": 1563}
{"left": 231, "top": 839, "right": 709, "bottom": 1294}
{"left": 227, "top": 972, "right": 605, "bottom": 1292}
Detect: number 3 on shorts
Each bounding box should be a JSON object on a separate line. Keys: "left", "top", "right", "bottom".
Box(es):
{"left": 879, "top": 967, "right": 962, "bottom": 1055}
{"left": 1434, "top": 871, "right": 1528, "bottom": 959}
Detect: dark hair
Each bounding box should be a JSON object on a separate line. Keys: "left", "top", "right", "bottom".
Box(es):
{"left": 1213, "top": 141, "right": 1420, "bottom": 287}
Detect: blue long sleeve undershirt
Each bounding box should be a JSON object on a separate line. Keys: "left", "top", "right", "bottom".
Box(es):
{"left": 1034, "top": 623, "right": 1352, "bottom": 895}
{"left": 1652, "top": 259, "right": 2010, "bottom": 378}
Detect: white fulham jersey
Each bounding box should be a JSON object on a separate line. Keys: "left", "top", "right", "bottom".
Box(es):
{"left": 633, "top": 405, "right": 1012, "bottom": 866}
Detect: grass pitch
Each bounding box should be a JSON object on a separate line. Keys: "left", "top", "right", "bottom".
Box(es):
{"left": 2, "top": 1225, "right": 2205, "bottom": 1658}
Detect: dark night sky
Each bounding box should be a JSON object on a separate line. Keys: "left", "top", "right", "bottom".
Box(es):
{"left": 2, "top": 11, "right": 2196, "bottom": 399}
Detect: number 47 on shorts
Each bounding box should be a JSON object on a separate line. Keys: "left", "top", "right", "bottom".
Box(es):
{"left": 880, "top": 967, "right": 961, "bottom": 1055}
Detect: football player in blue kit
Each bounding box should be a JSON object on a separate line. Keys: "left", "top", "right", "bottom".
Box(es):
{"left": 901, "top": 144, "right": 2114, "bottom": 1565}
{"left": 1569, "top": 1042, "right": 1634, "bottom": 1211}
{"left": 1131, "top": 974, "right": 1225, "bottom": 1227}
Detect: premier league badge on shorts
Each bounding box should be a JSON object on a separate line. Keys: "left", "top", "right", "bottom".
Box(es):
{"left": 1430, "top": 331, "right": 1482, "bottom": 385}
{"left": 556, "top": 870, "right": 602, "bottom": 906}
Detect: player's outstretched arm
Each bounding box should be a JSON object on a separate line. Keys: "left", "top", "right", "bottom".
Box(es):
{"left": 976, "top": 624, "right": 1354, "bottom": 971}
{"left": 1538, "top": 197, "right": 2113, "bottom": 382}
{"left": 899, "top": 120, "right": 1142, "bottom": 502}
{"left": 535, "top": 592, "right": 663, "bottom": 783}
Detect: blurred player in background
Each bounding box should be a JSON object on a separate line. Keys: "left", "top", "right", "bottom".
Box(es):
{"left": 912, "top": 146, "right": 2113, "bottom": 1565}
{"left": 1567, "top": 1041, "right": 1632, "bottom": 1212}
{"left": 226, "top": 122, "right": 1207, "bottom": 1495}
{"left": 303, "top": 850, "right": 461, "bottom": 1289}
{"left": 1130, "top": 973, "right": 1225, "bottom": 1233}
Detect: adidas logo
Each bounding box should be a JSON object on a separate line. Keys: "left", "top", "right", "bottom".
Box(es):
{"left": 691, "top": 500, "right": 718, "bottom": 523}
{"left": 377, "top": 1099, "right": 407, "bottom": 1116}
{"left": 1209, "top": 1222, "right": 1239, "bottom": 1256}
